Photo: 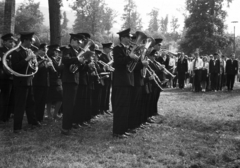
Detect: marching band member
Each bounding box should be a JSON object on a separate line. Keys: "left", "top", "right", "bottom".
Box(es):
{"left": 61, "top": 33, "right": 85, "bottom": 135}
{"left": 0, "top": 33, "right": 16, "bottom": 123}
{"left": 11, "top": 32, "right": 41, "bottom": 133}
{"left": 99, "top": 43, "right": 113, "bottom": 115}
{"left": 128, "top": 35, "right": 148, "bottom": 131}
{"left": 46, "top": 44, "right": 64, "bottom": 121}
{"left": 112, "top": 28, "right": 138, "bottom": 138}
{"left": 33, "top": 43, "right": 50, "bottom": 124}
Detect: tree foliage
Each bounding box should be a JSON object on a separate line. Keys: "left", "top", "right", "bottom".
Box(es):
{"left": 148, "top": 8, "right": 159, "bottom": 32}
{"left": 179, "top": 0, "right": 233, "bottom": 55}
{"left": 121, "top": 0, "right": 142, "bottom": 32}
{"left": 15, "top": 0, "right": 44, "bottom": 33}
{"left": 71, "top": 0, "right": 116, "bottom": 41}
{"left": 170, "top": 16, "right": 180, "bottom": 33}
{"left": 160, "top": 15, "right": 169, "bottom": 34}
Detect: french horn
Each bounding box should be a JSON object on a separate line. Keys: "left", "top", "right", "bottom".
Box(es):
{"left": 2, "top": 41, "right": 38, "bottom": 77}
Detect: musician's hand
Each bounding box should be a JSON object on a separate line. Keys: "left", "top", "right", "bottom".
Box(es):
{"left": 88, "top": 61, "right": 95, "bottom": 69}
{"left": 91, "top": 71, "right": 96, "bottom": 76}
{"left": 129, "top": 53, "right": 139, "bottom": 61}
{"left": 149, "top": 75, "right": 154, "bottom": 80}
{"left": 25, "top": 52, "right": 36, "bottom": 61}
{"left": 141, "top": 60, "right": 149, "bottom": 66}
{"left": 78, "top": 57, "right": 85, "bottom": 63}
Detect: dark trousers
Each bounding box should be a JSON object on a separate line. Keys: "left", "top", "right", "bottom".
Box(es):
{"left": 62, "top": 83, "right": 78, "bottom": 130}
{"left": 100, "top": 81, "right": 111, "bottom": 112}
{"left": 151, "top": 87, "right": 161, "bottom": 116}
{"left": 73, "top": 85, "right": 88, "bottom": 124}
{"left": 140, "top": 84, "right": 152, "bottom": 124}
{"left": 178, "top": 72, "right": 185, "bottom": 89}
{"left": 173, "top": 74, "right": 178, "bottom": 88}
{"left": 227, "top": 74, "right": 235, "bottom": 90}
{"left": 0, "top": 79, "right": 14, "bottom": 122}
{"left": 33, "top": 86, "right": 48, "bottom": 122}
{"left": 91, "top": 83, "right": 101, "bottom": 117}
{"left": 194, "top": 70, "right": 202, "bottom": 92}
{"left": 112, "top": 86, "right": 132, "bottom": 135}
{"left": 217, "top": 73, "right": 224, "bottom": 91}
{"left": 128, "top": 86, "right": 143, "bottom": 130}
{"left": 210, "top": 73, "right": 219, "bottom": 91}
{"left": 13, "top": 86, "right": 37, "bottom": 130}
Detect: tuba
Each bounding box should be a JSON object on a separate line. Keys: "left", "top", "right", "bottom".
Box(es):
{"left": 127, "top": 31, "right": 153, "bottom": 72}
{"left": 69, "top": 39, "right": 95, "bottom": 73}
{"left": 2, "top": 41, "right": 38, "bottom": 77}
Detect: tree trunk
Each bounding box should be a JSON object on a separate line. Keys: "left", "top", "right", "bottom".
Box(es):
{"left": 3, "top": 0, "right": 15, "bottom": 34}
{"left": 48, "top": 0, "right": 61, "bottom": 45}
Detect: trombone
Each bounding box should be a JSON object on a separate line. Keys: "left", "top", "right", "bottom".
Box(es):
{"left": 145, "top": 65, "right": 163, "bottom": 91}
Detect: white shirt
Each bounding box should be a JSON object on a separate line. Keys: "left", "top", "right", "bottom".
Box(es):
{"left": 202, "top": 61, "right": 209, "bottom": 73}
{"left": 169, "top": 57, "right": 175, "bottom": 67}
{"left": 192, "top": 57, "right": 203, "bottom": 70}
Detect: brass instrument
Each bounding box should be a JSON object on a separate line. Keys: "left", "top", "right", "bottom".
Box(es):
{"left": 127, "top": 31, "right": 153, "bottom": 72}
{"left": 146, "top": 65, "right": 163, "bottom": 91}
{"left": 69, "top": 39, "right": 95, "bottom": 73}
{"left": 98, "top": 60, "right": 115, "bottom": 72}
{"left": 152, "top": 59, "right": 176, "bottom": 78}
{"left": 2, "top": 41, "right": 38, "bottom": 77}
{"left": 38, "top": 54, "right": 57, "bottom": 72}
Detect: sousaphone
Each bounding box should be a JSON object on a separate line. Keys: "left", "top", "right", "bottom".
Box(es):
{"left": 2, "top": 41, "right": 38, "bottom": 77}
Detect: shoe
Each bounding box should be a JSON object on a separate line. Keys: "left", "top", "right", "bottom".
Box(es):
{"left": 105, "top": 111, "right": 112, "bottom": 115}
{"left": 72, "top": 124, "right": 82, "bottom": 129}
{"left": 147, "top": 119, "right": 155, "bottom": 124}
{"left": 127, "top": 129, "right": 137, "bottom": 134}
{"left": 81, "top": 122, "right": 91, "bottom": 127}
{"left": 113, "top": 133, "right": 128, "bottom": 139}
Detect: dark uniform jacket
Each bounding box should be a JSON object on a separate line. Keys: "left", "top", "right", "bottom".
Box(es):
{"left": 133, "top": 61, "right": 144, "bottom": 86}
{"left": 0, "top": 46, "right": 13, "bottom": 80}
{"left": 62, "top": 45, "right": 80, "bottom": 84}
{"left": 49, "top": 56, "right": 63, "bottom": 86}
{"left": 177, "top": 58, "right": 188, "bottom": 74}
{"left": 32, "top": 55, "right": 49, "bottom": 87}
{"left": 226, "top": 59, "right": 238, "bottom": 75}
{"left": 209, "top": 59, "right": 220, "bottom": 74}
{"left": 112, "top": 44, "right": 134, "bottom": 87}
{"left": 11, "top": 46, "right": 34, "bottom": 86}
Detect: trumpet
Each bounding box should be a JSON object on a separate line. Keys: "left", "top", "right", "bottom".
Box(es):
{"left": 98, "top": 60, "right": 115, "bottom": 72}
{"left": 146, "top": 65, "right": 163, "bottom": 91}
{"left": 69, "top": 39, "right": 95, "bottom": 73}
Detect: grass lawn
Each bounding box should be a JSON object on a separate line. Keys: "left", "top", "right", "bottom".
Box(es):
{"left": 1, "top": 85, "right": 240, "bottom": 168}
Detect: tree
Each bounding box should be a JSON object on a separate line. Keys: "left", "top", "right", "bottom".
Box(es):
{"left": 148, "top": 8, "right": 160, "bottom": 32}
{"left": 170, "top": 16, "right": 180, "bottom": 33}
{"left": 61, "top": 11, "right": 69, "bottom": 30}
{"left": 121, "top": 0, "right": 142, "bottom": 32}
{"left": 15, "top": 0, "right": 44, "bottom": 34}
{"left": 179, "top": 0, "right": 233, "bottom": 55}
{"left": 160, "top": 15, "right": 168, "bottom": 34}
{"left": 3, "top": 0, "right": 15, "bottom": 34}
{"left": 71, "top": 0, "right": 116, "bottom": 40}
{"left": 48, "top": 0, "right": 61, "bottom": 45}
